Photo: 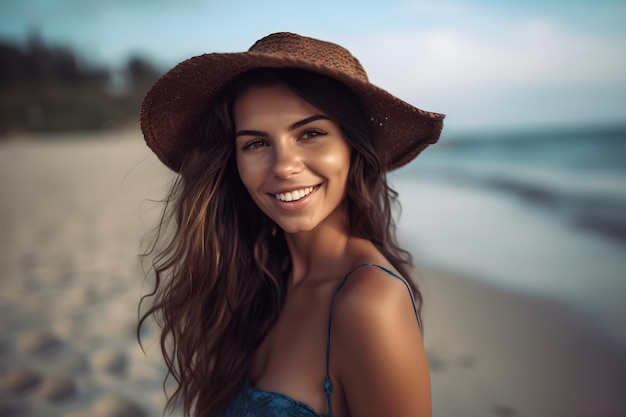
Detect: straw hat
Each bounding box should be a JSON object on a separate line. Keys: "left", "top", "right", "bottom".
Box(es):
{"left": 140, "top": 32, "right": 444, "bottom": 172}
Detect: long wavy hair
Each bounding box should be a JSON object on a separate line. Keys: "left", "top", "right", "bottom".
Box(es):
{"left": 138, "top": 68, "right": 421, "bottom": 417}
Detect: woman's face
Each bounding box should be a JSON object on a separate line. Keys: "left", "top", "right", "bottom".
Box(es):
{"left": 234, "top": 84, "right": 351, "bottom": 234}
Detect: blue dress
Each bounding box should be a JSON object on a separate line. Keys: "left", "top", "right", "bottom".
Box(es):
{"left": 217, "top": 264, "right": 422, "bottom": 417}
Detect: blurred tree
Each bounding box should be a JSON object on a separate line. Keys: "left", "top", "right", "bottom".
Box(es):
{"left": 0, "top": 42, "right": 25, "bottom": 85}
{"left": 0, "top": 34, "right": 161, "bottom": 135}
{"left": 125, "top": 55, "right": 159, "bottom": 86}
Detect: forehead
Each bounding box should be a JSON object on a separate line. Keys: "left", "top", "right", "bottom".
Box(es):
{"left": 233, "top": 85, "right": 325, "bottom": 127}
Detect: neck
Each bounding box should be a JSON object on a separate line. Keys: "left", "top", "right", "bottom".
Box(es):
{"left": 284, "top": 206, "right": 352, "bottom": 286}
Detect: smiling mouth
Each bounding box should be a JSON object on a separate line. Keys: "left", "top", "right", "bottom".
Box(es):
{"left": 274, "top": 186, "right": 316, "bottom": 202}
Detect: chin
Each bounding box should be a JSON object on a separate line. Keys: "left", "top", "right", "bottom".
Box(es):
{"left": 280, "top": 227, "right": 312, "bottom": 235}
{"left": 277, "top": 222, "right": 317, "bottom": 235}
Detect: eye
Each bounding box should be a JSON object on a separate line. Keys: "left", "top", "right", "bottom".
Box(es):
{"left": 241, "top": 139, "right": 268, "bottom": 152}
{"left": 299, "top": 128, "right": 327, "bottom": 140}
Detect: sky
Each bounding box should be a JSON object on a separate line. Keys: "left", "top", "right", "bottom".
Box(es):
{"left": 1, "top": 0, "right": 625, "bottom": 132}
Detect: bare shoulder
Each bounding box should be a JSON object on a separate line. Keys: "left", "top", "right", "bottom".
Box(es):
{"left": 331, "top": 264, "right": 431, "bottom": 417}
{"left": 332, "top": 264, "right": 417, "bottom": 326}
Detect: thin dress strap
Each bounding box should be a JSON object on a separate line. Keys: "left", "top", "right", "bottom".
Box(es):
{"left": 322, "top": 263, "right": 422, "bottom": 417}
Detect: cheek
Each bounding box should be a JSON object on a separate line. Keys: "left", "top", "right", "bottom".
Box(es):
{"left": 320, "top": 143, "right": 351, "bottom": 179}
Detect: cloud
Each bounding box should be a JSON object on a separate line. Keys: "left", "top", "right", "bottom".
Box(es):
{"left": 339, "top": 13, "right": 626, "bottom": 129}
{"left": 346, "top": 18, "right": 626, "bottom": 97}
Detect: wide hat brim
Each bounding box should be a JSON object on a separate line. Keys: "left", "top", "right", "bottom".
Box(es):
{"left": 141, "top": 33, "right": 444, "bottom": 172}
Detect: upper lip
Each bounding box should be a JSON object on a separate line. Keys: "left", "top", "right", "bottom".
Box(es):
{"left": 268, "top": 184, "right": 319, "bottom": 194}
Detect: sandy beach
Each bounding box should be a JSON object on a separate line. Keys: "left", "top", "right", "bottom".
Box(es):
{"left": 0, "top": 130, "right": 624, "bottom": 417}
{"left": 419, "top": 267, "right": 626, "bottom": 417}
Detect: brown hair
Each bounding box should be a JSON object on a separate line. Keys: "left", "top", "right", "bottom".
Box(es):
{"left": 138, "top": 68, "right": 421, "bottom": 417}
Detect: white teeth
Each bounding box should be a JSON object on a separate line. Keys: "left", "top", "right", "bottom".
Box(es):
{"left": 275, "top": 186, "right": 314, "bottom": 202}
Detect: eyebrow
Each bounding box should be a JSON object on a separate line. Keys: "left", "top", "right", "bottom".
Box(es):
{"left": 235, "top": 114, "right": 330, "bottom": 138}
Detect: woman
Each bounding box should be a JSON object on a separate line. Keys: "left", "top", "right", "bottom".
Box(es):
{"left": 139, "top": 32, "right": 444, "bottom": 417}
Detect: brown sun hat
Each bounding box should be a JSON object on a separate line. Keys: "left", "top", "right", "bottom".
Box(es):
{"left": 140, "top": 32, "right": 445, "bottom": 172}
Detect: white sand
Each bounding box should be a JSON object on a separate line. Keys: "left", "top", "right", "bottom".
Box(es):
{"left": 418, "top": 267, "right": 626, "bottom": 417}
{"left": 0, "top": 130, "right": 624, "bottom": 417}
{"left": 0, "top": 130, "right": 175, "bottom": 417}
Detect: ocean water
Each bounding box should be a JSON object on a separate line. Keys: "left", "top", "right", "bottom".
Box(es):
{"left": 391, "top": 125, "right": 626, "bottom": 346}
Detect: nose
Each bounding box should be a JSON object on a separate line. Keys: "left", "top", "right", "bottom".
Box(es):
{"left": 272, "top": 142, "right": 303, "bottom": 179}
